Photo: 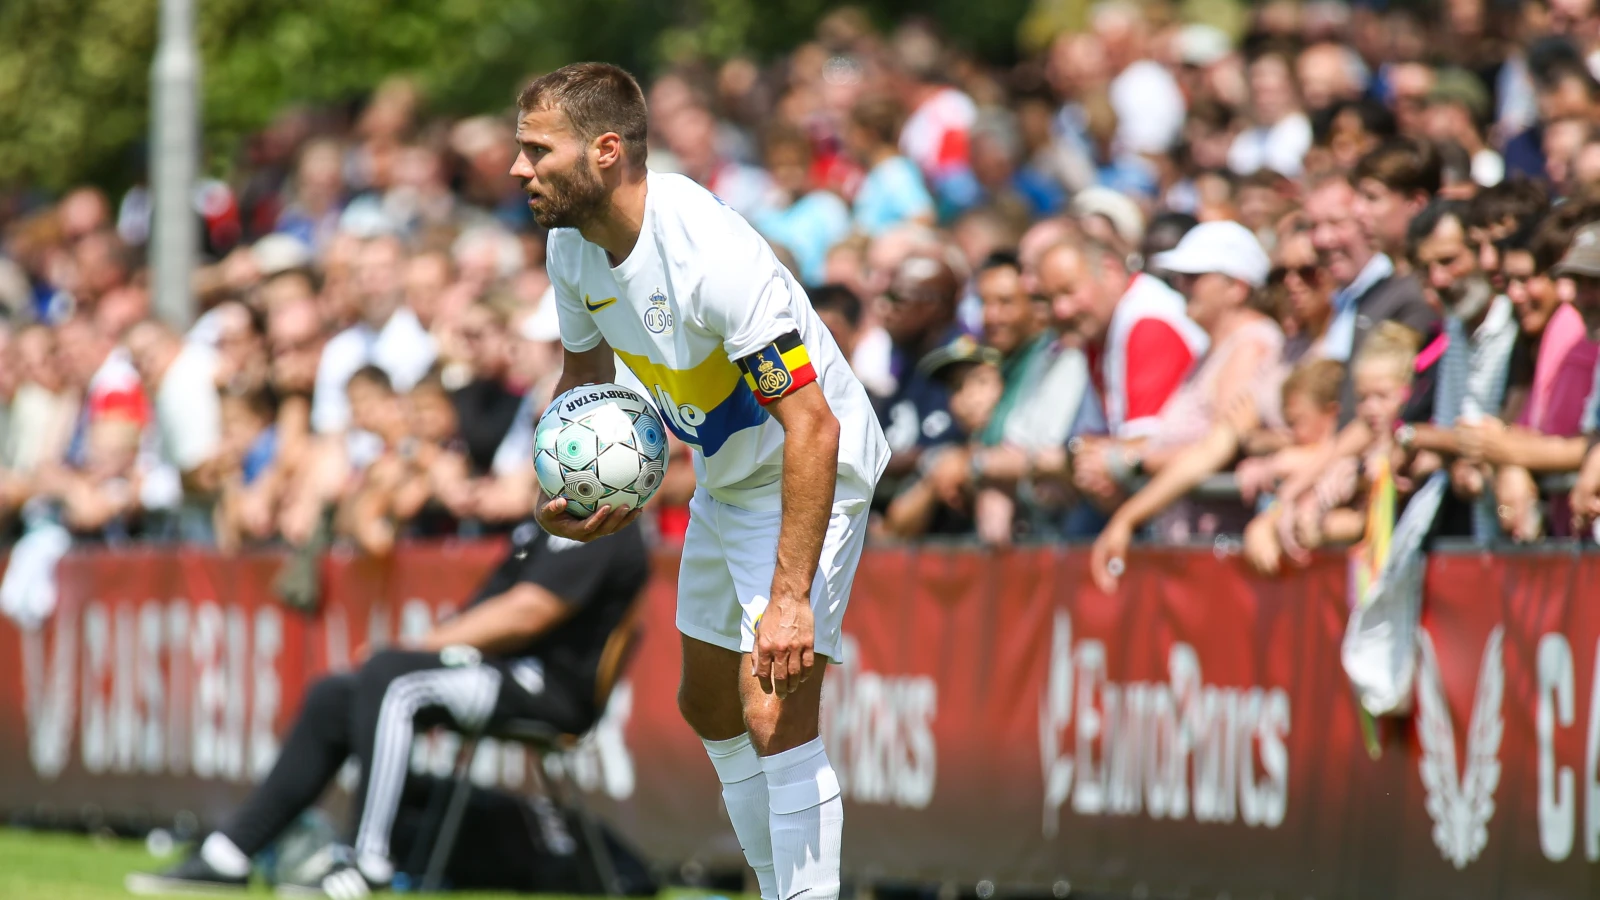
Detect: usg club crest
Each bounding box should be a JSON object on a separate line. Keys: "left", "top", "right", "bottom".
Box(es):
{"left": 644, "top": 288, "right": 674, "bottom": 335}
{"left": 756, "top": 356, "right": 791, "bottom": 395}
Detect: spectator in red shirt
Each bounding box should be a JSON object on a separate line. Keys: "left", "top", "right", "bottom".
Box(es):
{"left": 1033, "top": 237, "right": 1207, "bottom": 509}
{"left": 55, "top": 315, "right": 148, "bottom": 468}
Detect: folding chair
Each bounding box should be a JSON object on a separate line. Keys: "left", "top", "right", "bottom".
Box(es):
{"left": 418, "top": 603, "right": 644, "bottom": 894}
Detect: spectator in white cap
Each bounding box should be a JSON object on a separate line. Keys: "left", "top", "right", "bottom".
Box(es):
{"left": 1087, "top": 221, "right": 1293, "bottom": 587}
{"left": 1076, "top": 221, "right": 1285, "bottom": 513}
{"left": 251, "top": 233, "right": 313, "bottom": 278}
{"left": 1070, "top": 186, "right": 1145, "bottom": 256}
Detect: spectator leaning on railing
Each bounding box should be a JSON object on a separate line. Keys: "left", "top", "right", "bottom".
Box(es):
{"left": 1535, "top": 223, "right": 1600, "bottom": 533}
{"left": 1085, "top": 221, "right": 1282, "bottom": 580}
{"left": 1458, "top": 202, "right": 1600, "bottom": 538}
{"left": 124, "top": 320, "right": 225, "bottom": 541}
{"left": 884, "top": 336, "right": 1003, "bottom": 538}
{"left": 953, "top": 250, "right": 1093, "bottom": 542}
{"left": 1038, "top": 235, "right": 1207, "bottom": 513}
{"left": 873, "top": 253, "right": 966, "bottom": 499}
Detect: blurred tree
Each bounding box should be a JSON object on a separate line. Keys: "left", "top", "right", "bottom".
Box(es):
{"left": 0, "top": 0, "right": 1029, "bottom": 194}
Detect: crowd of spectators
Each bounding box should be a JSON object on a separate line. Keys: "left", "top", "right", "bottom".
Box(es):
{"left": 10, "top": 1, "right": 1600, "bottom": 587}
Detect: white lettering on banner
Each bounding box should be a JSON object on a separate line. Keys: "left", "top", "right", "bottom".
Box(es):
{"left": 20, "top": 597, "right": 282, "bottom": 784}
{"left": 250, "top": 607, "right": 284, "bottom": 780}
{"left": 1535, "top": 633, "right": 1600, "bottom": 863}
{"left": 1588, "top": 635, "right": 1600, "bottom": 861}
{"left": 1039, "top": 612, "right": 1074, "bottom": 834}
{"left": 166, "top": 602, "right": 191, "bottom": 775}
{"left": 1415, "top": 626, "right": 1503, "bottom": 870}
{"left": 81, "top": 600, "right": 110, "bottom": 774}
{"left": 1038, "top": 610, "right": 1291, "bottom": 838}
{"left": 823, "top": 635, "right": 939, "bottom": 809}
{"left": 24, "top": 603, "right": 77, "bottom": 780}
{"left": 137, "top": 602, "right": 165, "bottom": 773}
{"left": 1538, "top": 633, "right": 1575, "bottom": 860}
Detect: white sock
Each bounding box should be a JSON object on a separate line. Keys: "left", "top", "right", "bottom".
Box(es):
{"left": 761, "top": 737, "right": 843, "bottom": 900}
{"left": 354, "top": 851, "right": 393, "bottom": 886}
{"left": 200, "top": 832, "right": 250, "bottom": 879}
{"left": 703, "top": 734, "right": 779, "bottom": 900}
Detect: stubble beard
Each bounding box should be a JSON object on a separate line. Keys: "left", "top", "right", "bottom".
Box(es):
{"left": 531, "top": 162, "right": 608, "bottom": 231}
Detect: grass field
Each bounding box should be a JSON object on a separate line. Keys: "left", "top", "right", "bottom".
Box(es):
{"left": 0, "top": 828, "right": 727, "bottom": 900}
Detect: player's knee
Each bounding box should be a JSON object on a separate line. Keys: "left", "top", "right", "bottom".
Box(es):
{"left": 676, "top": 681, "right": 715, "bottom": 733}
{"left": 677, "top": 680, "right": 741, "bottom": 739}
{"left": 741, "top": 704, "right": 780, "bottom": 754}
{"left": 356, "top": 648, "right": 415, "bottom": 690}
{"left": 301, "top": 673, "right": 356, "bottom": 719}
{"left": 743, "top": 692, "right": 821, "bottom": 757}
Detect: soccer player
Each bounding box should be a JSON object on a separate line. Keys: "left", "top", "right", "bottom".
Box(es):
{"left": 512, "top": 63, "right": 888, "bottom": 900}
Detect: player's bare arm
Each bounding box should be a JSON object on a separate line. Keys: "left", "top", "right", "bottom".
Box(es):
{"left": 754, "top": 380, "right": 840, "bottom": 699}
{"left": 535, "top": 342, "right": 642, "bottom": 541}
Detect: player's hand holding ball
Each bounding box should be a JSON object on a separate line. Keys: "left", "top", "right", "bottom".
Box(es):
{"left": 533, "top": 383, "right": 670, "bottom": 542}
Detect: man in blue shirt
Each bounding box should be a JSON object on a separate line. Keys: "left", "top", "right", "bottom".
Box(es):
{"left": 873, "top": 253, "right": 966, "bottom": 502}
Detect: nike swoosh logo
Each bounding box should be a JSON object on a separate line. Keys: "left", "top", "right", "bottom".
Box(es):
{"left": 784, "top": 889, "right": 812, "bottom": 900}
{"left": 584, "top": 294, "right": 618, "bottom": 312}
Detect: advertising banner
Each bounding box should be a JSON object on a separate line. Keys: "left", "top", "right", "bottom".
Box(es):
{"left": 0, "top": 543, "right": 1593, "bottom": 898}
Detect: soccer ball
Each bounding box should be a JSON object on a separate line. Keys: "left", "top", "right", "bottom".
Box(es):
{"left": 534, "top": 383, "right": 670, "bottom": 518}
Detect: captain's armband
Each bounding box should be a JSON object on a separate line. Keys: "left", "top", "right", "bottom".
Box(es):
{"left": 735, "top": 331, "right": 817, "bottom": 405}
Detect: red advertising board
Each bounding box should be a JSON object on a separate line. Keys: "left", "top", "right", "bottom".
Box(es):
{"left": 0, "top": 542, "right": 1594, "bottom": 898}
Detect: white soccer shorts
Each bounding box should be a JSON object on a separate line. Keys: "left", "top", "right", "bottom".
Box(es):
{"left": 676, "top": 490, "right": 869, "bottom": 664}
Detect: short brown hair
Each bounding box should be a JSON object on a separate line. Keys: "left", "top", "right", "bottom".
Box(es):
{"left": 223, "top": 386, "right": 276, "bottom": 423}
{"left": 1352, "top": 138, "right": 1441, "bottom": 198}
{"left": 763, "top": 123, "right": 812, "bottom": 162}
{"left": 518, "top": 62, "right": 649, "bottom": 164}
{"left": 1281, "top": 358, "right": 1345, "bottom": 409}
{"left": 1526, "top": 200, "right": 1600, "bottom": 273}
{"left": 850, "top": 94, "right": 905, "bottom": 147}
{"left": 1468, "top": 177, "right": 1549, "bottom": 235}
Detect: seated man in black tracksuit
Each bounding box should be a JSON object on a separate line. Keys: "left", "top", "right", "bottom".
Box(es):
{"left": 129, "top": 521, "right": 650, "bottom": 898}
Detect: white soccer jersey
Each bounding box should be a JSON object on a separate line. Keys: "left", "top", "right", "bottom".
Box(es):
{"left": 547, "top": 172, "right": 889, "bottom": 511}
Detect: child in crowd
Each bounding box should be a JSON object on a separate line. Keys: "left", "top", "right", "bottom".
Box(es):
{"left": 222, "top": 388, "right": 280, "bottom": 487}
{"left": 336, "top": 366, "right": 409, "bottom": 555}
{"left": 1089, "top": 357, "right": 1345, "bottom": 590}
{"left": 1234, "top": 358, "right": 1346, "bottom": 505}
{"left": 340, "top": 367, "right": 474, "bottom": 556}
{"left": 883, "top": 338, "right": 1003, "bottom": 538}
{"left": 214, "top": 388, "right": 279, "bottom": 550}
{"left": 34, "top": 416, "right": 143, "bottom": 538}
{"left": 1245, "top": 323, "right": 1421, "bottom": 571}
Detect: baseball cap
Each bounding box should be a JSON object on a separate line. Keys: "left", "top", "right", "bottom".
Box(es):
{"left": 1426, "top": 68, "right": 1490, "bottom": 122}
{"left": 1177, "top": 24, "right": 1232, "bottom": 68}
{"left": 1553, "top": 222, "right": 1600, "bottom": 279}
{"left": 251, "top": 234, "right": 312, "bottom": 277}
{"left": 1149, "top": 220, "right": 1271, "bottom": 288}
{"left": 1070, "top": 187, "right": 1146, "bottom": 247}
{"left": 916, "top": 333, "right": 1001, "bottom": 381}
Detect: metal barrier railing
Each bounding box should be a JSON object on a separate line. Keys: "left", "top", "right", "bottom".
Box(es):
{"left": 1166, "top": 472, "right": 1580, "bottom": 503}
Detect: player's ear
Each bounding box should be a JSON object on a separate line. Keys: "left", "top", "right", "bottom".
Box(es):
{"left": 593, "top": 131, "right": 624, "bottom": 171}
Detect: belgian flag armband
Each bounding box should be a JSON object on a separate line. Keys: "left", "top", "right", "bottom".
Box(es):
{"left": 735, "top": 330, "right": 817, "bottom": 405}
